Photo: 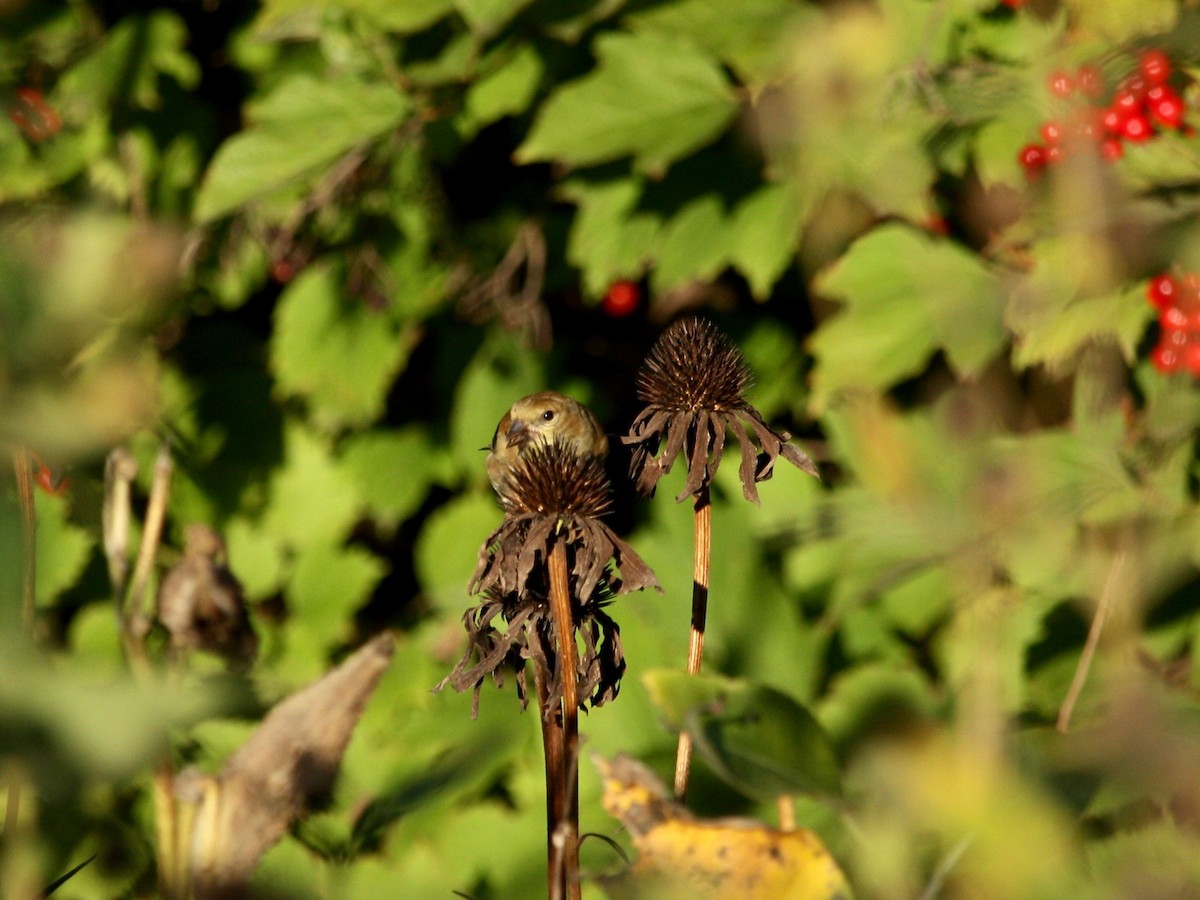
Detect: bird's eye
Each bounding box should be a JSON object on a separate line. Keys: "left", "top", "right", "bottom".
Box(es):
{"left": 541, "top": 410, "right": 555, "bottom": 421}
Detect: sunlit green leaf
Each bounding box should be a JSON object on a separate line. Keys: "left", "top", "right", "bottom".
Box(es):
{"left": 517, "top": 32, "right": 737, "bottom": 174}
{"left": 34, "top": 491, "right": 92, "bottom": 608}
{"left": 644, "top": 670, "right": 842, "bottom": 800}
{"left": 270, "top": 265, "right": 406, "bottom": 430}
{"left": 194, "top": 75, "right": 411, "bottom": 221}
{"left": 341, "top": 427, "right": 436, "bottom": 528}
{"left": 811, "top": 224, "right": 1005, "bottom": 407}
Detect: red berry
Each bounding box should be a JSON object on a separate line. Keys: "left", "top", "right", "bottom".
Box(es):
{"left": 1019, "top": 143, "right": 1047, "bottom": 176}
{"left": 1101, "top": 108, "right": 1124, "bottom": 134}
{"left": 1140, "top": 49, "right": 1171, "bottom": 86}
{"left": 1152, "top": 343, "right": 1182, "bottom": 373}
{"left": 1048, "top": 70, "right": 1075, "bottom": 97}
{"left": 1001, "top": 0, "right": 1026, "bottom": 7}
{"left": 602, "top": 280, "right": 640, "bottom": 317}
{"left": 1161, "top": 305, "right": 1189, "bottom": 330}
{"left": 1077, "top": 65, "right": 1105, "bottom": 98}
{"left": 1101, "top": 138, "right": 1124, "bottom": 162}
{"left": 270, "top": 259, "right": 295, "bottom": 283}
{"left": 1184, "top": 342, "right": 1200, "bottom": 375}
{"left": 1148, "top": 274, "right": 1179, "bottom": 310}
{"left": 1121, "top": 113, "right": 1153, "bottom": 141}
{"left": 1040, "top": 121, "right": 1065, "bottom": 144}
{"left": 1164, "top": 327, "right": 1190, "bottom": 347}
{"left": 1112, "top": 89, "right": 1143, "bottom": 117}
{"left": 922, "top": 214, "right": 949, "bottom": 236}
{"left": 1045, "top": 144, "right": 1065, "bottom": 164}
{"left": 1152, "top": 94, "right": 1184, "bottom": 129}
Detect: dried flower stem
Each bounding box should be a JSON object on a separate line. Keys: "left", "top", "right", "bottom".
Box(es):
{"left": 12, "top": 446, "right": 35, "bottom": 630}
{"left": 6, "top": 446, "right": 35, "bottom": 862}
{"left": 122, "top": 445, "right": 173, "bottom": 673}
{"left": 673, "top": 486, "right": 712, "bottom": 802}
{"left": 534, "top": 656, "right": 566, "bottom": 900}
{"left": 547, "top": 537, "right": 581, "bottom": 900}
{"left": 1057, "top": 551, "right": 1126, "bottom": 734}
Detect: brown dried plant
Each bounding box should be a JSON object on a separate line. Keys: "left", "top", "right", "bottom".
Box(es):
{"left": 438, "top": 439, "right": 658, "bottom": 900}
{"left": 622, "top": 316, "right": 819, "bottom": 802}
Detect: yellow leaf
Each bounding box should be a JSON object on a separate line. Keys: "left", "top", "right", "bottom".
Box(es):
{"left": 595, "top": 755, "right": 852, "bottom": 900}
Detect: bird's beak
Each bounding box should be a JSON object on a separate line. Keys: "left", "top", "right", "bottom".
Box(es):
{"left": 505, "top": 418, "right": 531, "bottom": 448}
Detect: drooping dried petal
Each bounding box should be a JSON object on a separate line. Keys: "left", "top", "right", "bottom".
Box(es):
{"left": 444, "top": 438, "right": 658, "bottom": 717}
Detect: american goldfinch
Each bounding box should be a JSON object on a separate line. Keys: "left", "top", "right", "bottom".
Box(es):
{"left": 486, "top": 391, "right": 608, "bottom": 500}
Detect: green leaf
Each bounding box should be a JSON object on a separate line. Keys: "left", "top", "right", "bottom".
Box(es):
{"left": 1062, "top": 0, "right": 1176, "bottom": 42}
{"left": 651, "top": 194, "right": 729, "bottom": 293}
{"left": 194, "top": 75, "right": 411, "bottom": 221}
{"left": 643, "top": 670, "right": 842, "bottom": 800}
{"left": 58, "top": 12, "right": 199, "bottom": 113}
{"left": 0, "top": 648, "right": 222, "bottom": 780}
{"left": 453, "top": 0, "right": 533, "bottom": 35}
{"left": 810, "top": 224, "right": 1005, "bottom": 407}
{"left": 1011, "top": 285, "right": 1151, "bottom": 372}
{"left": 624, "top": 0, "right": 815, "bottom": 85}
{"left": 462, "top": 44, "right": 544, "bottom": 132}
{"left": 341, "top": 427, "right": 436, "bottom": 528}
{"left": 728, "top": 183, "right": 804, "bottom": 299}
{"left": 1008, "top": 239, "right": 1150, "bottom": 372}
{"left": 517, "top": 32, "right": 737, "bottom": 175}
{"left": 415, "top": 493, "right": 500, "bottom": 615}
{"left": 34, "top": 492, "right": 93, "bottom": 608}
{"left": 225, "top": 516, "right": 286, "bottom": 600}
{"left": 563, "top": 176, "right": 662, "bottom": 296}
{"left": 270, "top": 265, "right": 406, "bottom": 430}
{"left": 255, "top": 0, "right": 454, "bottom": 36}
{"left": 288, "top": 542, "right": 386, "bottom": 633}
{"left": 263, "top": 421, "right": 361, "bottom": 549}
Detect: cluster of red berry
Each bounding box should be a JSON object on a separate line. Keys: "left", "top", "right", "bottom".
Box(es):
{"left": 1147, "top": 273, "right": 1200, "bottom": 375}
{"left": 1019, "top": 50, "right": 1189, "bottom": 179}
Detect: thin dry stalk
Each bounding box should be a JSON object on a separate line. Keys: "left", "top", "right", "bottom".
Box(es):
{"left": 534, "top": 654, "right": 565, "bottom": 900}
{"left": 776, "top": 795, "right": 796, "bottom": 832}
{"left": 7, "top": 447, "right": 35, "bottom": 850}
{"left": 673, "top": 487, "right": 712, "bottom": 802}
{"left": 1057, "top": 552, "right": 1127, "bottom": 734}
{"left": 12, "top": 447, "right": 35, "bottom": 630}
{"left": 547, "top": 538, "right": 581, "bottom": 900}
{"left": 103, "top": 448, "right": 138, "bottom": 598}
{"left": 123, "top": 446, "right": 173, "bottom": 670}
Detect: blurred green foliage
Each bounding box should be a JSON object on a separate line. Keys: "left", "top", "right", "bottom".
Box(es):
{"left": 3, "top": 0, "right": 1200, "bottom": 897}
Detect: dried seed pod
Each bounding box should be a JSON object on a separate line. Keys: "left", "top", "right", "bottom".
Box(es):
{"left": 623, "top": 317, "right": 820, "bottom": 503}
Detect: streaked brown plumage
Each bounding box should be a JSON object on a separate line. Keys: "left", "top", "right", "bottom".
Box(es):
{"left": 486, "top": 391, "right": 608, "bottom": 504}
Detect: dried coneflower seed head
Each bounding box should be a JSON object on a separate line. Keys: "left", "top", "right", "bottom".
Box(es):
{"left": 637, "top": 317, "right": 752, "bottom": 413}
{"left": 502, "top": 440, "right": 612, "bottom": 518}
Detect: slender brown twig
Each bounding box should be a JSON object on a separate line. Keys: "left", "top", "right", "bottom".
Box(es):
{"left": 547, "top": 537, "right": 580, "bottom": 900}
{"left": 6, "top": 447, "right": 36, "bottom": 852}
{"left": 122, "top": 445, "right": 173, "bottom": 671}
{"left": 534, "top": 654, "right": 565, "bottom": 900}
{"left": 13, "top": 446, "right": 35, "bottom": 629}
{"left": 1057, "top": 552, "right": 1126, "bottom": 734}
{"left": 674, "top": 486, "right": 711, "bottom": 801}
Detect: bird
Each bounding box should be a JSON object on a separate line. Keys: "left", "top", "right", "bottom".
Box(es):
{"left": 486, "top": 391, "right": 608, "bottom": 502}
